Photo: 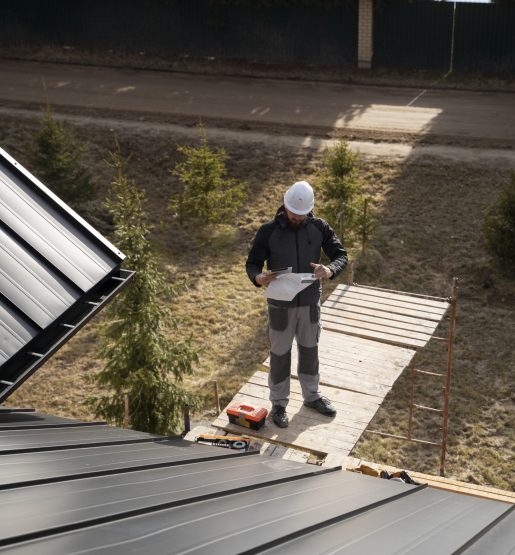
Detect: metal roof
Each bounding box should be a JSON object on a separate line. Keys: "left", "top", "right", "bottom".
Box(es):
{"left": 0, "top": 409, "right": 512, "bottom": 554}
{"left": 0, "top": 147, "right": 133, "bottom": 403}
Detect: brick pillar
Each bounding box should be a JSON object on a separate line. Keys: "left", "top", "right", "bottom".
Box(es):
{"left": 358, "top": 0, "right": 373, "bottom": 69}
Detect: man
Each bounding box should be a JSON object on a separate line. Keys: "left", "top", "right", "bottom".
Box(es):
{"left": 246, "top": 181, "right": 347, "bottom": 428}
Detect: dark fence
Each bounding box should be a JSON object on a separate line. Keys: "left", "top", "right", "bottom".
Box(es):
{"left": 373, "top": 0, "right": 454, "bottom": 72}
{"left": 1, "top": 0, "right": 513, "bottom": 74}
{"left": 0, "top": 0, "right": 359, "bottom": 66}
{"left": 454, "top": 2, "right": 515, "bottom": 74}
{"left": 373, "top": 0, "right": 515, "bottom": 74}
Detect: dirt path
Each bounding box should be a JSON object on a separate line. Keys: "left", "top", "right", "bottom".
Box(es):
{"left": 2, "top": 106, "right": 515, "bottom": 169}
{"left": 1, "top": 59, "right": 514, "bottom": 147}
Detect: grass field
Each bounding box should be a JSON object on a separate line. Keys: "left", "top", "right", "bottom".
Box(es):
{"left": 1, "top": 111, "right": 513, "bottom": 491}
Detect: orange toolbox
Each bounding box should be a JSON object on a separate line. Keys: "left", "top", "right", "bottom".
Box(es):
{"left": 227, "top": 402, "right": 268, "bottom": 430}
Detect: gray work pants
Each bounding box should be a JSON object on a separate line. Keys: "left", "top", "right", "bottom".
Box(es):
{"left": 268, "top": 303, "right": 322, "bottom": 408}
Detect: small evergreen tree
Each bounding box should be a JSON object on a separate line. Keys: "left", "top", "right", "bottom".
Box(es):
{"left": 33, "top": 106, "right": 95, "bottom": 205}
{"left": 88, "top": 145, "right": 200, "bottom": 434}
{"left": 170, "top": 125, "right": 246, "bottom": 226}
{"left": 482, "top": 173, "right": 515, "bottom": 276}
{"left": 315, "top": 140, "right": 363, "bottom": 241}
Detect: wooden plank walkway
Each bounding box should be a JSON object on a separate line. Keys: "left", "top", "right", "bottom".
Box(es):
{"left": 212, "top": 284, "right": 450, "bottom": 464}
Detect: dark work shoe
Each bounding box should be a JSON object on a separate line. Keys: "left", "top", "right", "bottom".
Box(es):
{"left": 304, "top": 396, "right": 337, "bottom": 417}
{"left": 271, "top": 405, "right": 289, "bottom": 428}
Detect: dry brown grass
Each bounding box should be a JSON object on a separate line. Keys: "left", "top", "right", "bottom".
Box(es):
{"left": 1, "top": 113, "right": 513, "bottom": 491}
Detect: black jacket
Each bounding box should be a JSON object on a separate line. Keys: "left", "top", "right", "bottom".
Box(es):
{"left": 246, "top": 206, "right": 348, "bottom": 307}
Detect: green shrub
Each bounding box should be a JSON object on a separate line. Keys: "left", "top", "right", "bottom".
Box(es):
{"left": 33, "top": 106, "right": 95, "bottom": 205}
{"left": 170, "top": 125, "right": 246, "bottom": 226}
{"left": 88, "top": 145, "right": 200, "bottom": 435}
{"left": 315, "top": 140, "right": 363, "bottom": 241}
{"left": 482, "top": 173, "right": 515, "bottom": 276}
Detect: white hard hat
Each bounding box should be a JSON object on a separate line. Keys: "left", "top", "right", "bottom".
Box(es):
{"left": 284, "top": 181, "right": 314, "bottom": 215}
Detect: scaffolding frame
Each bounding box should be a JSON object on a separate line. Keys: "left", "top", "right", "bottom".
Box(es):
{"left": 365, "top": 277, "right": 458, "bottom": 476}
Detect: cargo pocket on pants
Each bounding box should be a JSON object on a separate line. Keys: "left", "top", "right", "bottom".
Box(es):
{"left": 268, "top": 305, "right": 289, "bottom": 331}
{"left": 310, "top": 303, "right": 321, "bottom": 343}
{"left": 309, "top": 303, "right": 320, "bottom": 324}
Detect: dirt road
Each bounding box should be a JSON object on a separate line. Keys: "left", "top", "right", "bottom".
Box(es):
{"left": 3, "top": 106, "right": 515, "bottom": 168}
{"left": 0, "top": 59, "right": 514, "bottom": 146}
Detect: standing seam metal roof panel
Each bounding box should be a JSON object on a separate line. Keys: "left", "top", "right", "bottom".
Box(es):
{"left": 0, "top": 425, "right": 165, "bottom": 454}
{"left": 0, "top": 472, "right": 422, "bottom": 554}
{"left": 0, "top": 302, "right": 38, "bottom": 364}
{"left": 0, "top": 411, "right": 102, "bottom": 429}
{"left": 0, "top": 163, "right": 117, "bottom": 290}
{"left": 0, "top": 456, "right": 328, "bottom": 546}
{"left": 0, "top": 438, "right": 257, "bottom": 489}
{"left": 0, "top": 227, "right": 80, "bottom": 327}
{"left": 461, "top": 508, "right": 515, "bottom": 554}
{"left": 4, "top": 476, "right": 511, "bottom": 555}
{"left": 259, "top": 487, "right": 513, "bottom": 555}
{"left": 0, "top": 146, "right": 131, "bottom": 402}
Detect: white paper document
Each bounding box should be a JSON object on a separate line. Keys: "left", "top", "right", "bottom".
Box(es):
{"left": 266, "top": 273, "right": 317, "bottom": 302}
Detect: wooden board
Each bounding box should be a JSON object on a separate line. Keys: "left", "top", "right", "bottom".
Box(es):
{"left": 322, "top": 310, "right": 433, "bottom": 342}
{"left": 323, "top": 298, "right": 442, "bottom": 329}
{"left": 334, "top": 284, "right": 450, "bottom": 313}
{"left": 327, "top": 289, "right": 448, "bottom": 325}
{"left": 317, "top": 330, "right": 416, "bottom": 364}
{"left": 320, "top": 317, "right": 427, "bottom": 348}
{"left": 322, "top": 305, "right": 437, "bottom": 335}
{"left": 184, "top": 426, "right": 311, "bottom": 464}
{"left": 346, "top": 458, "right": 515, "bottom": 505}
{"left": 339, "top": 284, "right": 449, "bottom": 310}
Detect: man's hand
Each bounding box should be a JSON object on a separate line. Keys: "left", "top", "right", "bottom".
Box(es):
{"left": 310, "top": 262, "right": 333, "bottom": 280}
{"left": 255, "top": 272, "right": 278, "bottom": 286}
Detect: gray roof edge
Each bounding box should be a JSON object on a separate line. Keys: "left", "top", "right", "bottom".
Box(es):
{"left": 0, "top": 147, "right": 125, "bottom": 262}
